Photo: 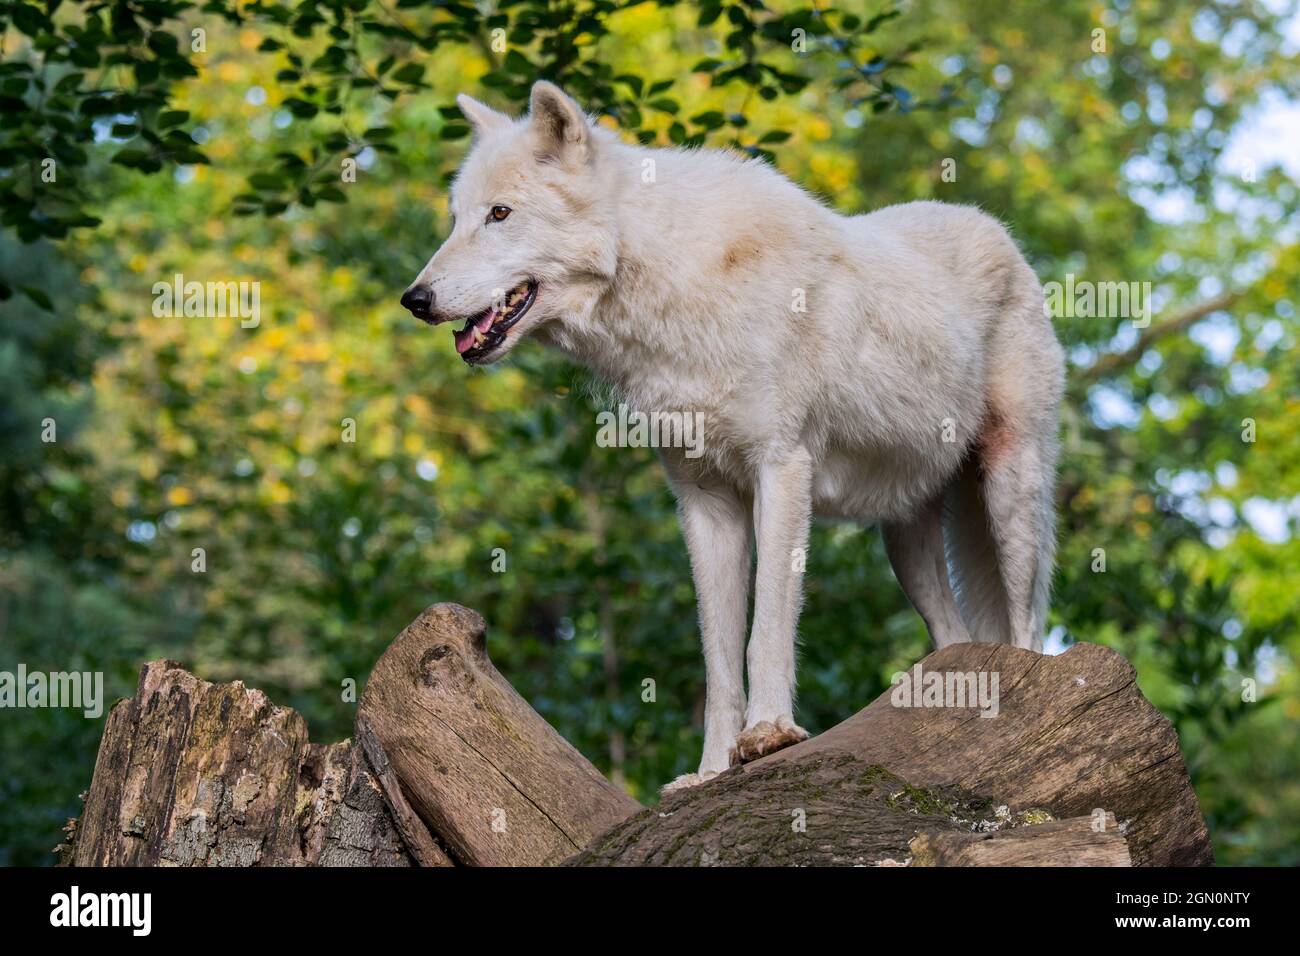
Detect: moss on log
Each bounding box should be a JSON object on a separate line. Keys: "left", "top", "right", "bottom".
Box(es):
{"left": 571, "top": 641, "right": 1212, "bottom": 866}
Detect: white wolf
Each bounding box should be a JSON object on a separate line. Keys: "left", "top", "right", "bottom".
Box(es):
{"left": 401, "top": 82, "right": 1066, "bottom": 791}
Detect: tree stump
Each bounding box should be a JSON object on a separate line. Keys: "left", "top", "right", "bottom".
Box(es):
{"left": 65, "top": 661, "right": 417, "bottom": 866}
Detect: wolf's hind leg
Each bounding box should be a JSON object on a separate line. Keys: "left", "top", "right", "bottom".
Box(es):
{"left": 883, "top": 496, "right": 971, "bottom": 649}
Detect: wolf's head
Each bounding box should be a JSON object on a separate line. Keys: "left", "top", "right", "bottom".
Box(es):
{"left": 400, "top": 82, "right": 619, "bottom": 365}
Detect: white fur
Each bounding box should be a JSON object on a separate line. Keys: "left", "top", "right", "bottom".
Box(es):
{"left": 405, "top": 83, "right": 1067, "bottom": 785}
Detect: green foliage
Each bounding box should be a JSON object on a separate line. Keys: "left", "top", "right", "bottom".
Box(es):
{"left": 0, "top": 0, "right": 922, "bottom": 253}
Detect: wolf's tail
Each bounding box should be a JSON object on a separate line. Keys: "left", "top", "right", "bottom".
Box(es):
{"left": 942, "top": 440, "right": 1058, "bottom": 648}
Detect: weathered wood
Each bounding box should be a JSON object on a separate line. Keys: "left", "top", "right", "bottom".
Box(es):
{"left": 67, "top": 608, "right": 1212, "bottom": 868}
{"left": 763, "top": 641, "right": 1212, "bottom": 865}
{"left": 358, "top": 603, "right": 643, "bottom": 865}
{"left": 566, "top": 754, "right": 1015, "bottom": 866}
{"left": 66, "top": 661, "right": 413, "bottom": 867}
{"left": 315, "top": 739, "right": 427, "bottom": 867}
{"left": 355, "top": 716, "right": 453, "bottom": 867}
{"left": 572, "top": 642, "right": 1213, "bottom": 866}
{"left": 910, "top": 813, "right": 1132, "bottom": 866}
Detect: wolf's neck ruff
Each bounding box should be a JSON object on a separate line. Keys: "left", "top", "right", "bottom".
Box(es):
{"left": 540, "top": 136, "right": 848, "bottom": 410}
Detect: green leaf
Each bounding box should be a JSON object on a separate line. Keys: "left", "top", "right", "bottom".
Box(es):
{"left": 864, "top": 9, "right": 903, "bottom": 32}
{"left": 615, "top": 74, "right": 644, "bottom": 97}
{"left": 19, "top": 286, "right": 53, "bottom": 310}
{"left": 133, "top": 60, "right": 160, "bottom": 85}
{"left": 54, "top": 72, "right": 85, "bottom": 93}
{"left": 111, "top": 148, "right": 153, "bottom": 168}
{"left": 690, "top": 111, "right": 726, "bottom": 130}
{"left": 11, "top": 5, "right": 53, "bottom": 38}
{"left": 283, "top": 98, "right": 319, "bottom": 119}
{"left": 391, "top": 63, "right": 424, "bottom": 84}
{"left": 504, "top": 50, "right": 532, "bottom": 74}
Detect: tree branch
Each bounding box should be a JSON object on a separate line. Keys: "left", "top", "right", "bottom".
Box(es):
{"left": 1073, "top": 290, "right": 1241, "bottom": 386}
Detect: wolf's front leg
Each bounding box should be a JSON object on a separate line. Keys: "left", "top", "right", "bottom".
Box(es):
{"left": 732, "top": 448, "right": 812, "bottom": 766}
{"left": 662, "top": 474, "right": 751, "bottom": 792}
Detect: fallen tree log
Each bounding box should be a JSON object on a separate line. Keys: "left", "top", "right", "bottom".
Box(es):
{"left": 909, "top": 813, "right": 1132, "bottom": 867}
{"left": 573, "top": 641, "right": 1212, "bottom": 866}
{"left": 358, "top": 603, "right": 641, "bottom": 865}
{"left": 61, "top": 603, "right": 1214, "bottom": 867}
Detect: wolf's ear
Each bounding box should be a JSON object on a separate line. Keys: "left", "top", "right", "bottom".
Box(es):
{"left": 456, "top": 93, "right": 511, "bottom": 136}
{"left": 528, "top": 81, "right": 591, "bottom": 165}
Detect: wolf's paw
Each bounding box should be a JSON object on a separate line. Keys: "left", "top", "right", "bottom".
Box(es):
{"left": 728, "top": 716, "right": 809, "bottom": 766}
{"left": 660, "top": 770, "right": 718, "bottom": 796}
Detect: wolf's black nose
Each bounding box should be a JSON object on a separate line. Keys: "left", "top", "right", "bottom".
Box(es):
{"left": 400, "top": 286, "right": 434, "bottom": 319}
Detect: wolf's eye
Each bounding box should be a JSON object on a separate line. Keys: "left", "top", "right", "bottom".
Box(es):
{"left": 487, "top": 205, "right": 512, "bottom": 223}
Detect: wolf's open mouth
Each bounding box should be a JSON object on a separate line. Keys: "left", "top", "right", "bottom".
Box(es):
{"left": 454, "top": 280, "right": 538, "bottom": 362}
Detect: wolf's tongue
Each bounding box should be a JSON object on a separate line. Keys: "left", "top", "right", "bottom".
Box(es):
{"left": 454, "top": 308, "right": 501, "bottom": 354}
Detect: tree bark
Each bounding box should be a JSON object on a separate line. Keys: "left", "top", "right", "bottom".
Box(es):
{"left": 64, "top": 606, "right": 1213, "bottom": 868}
{"left": 64, "top": 661, "right": 417, "bottom": 866}
{"left": 910, "top": 813, "right": 1132, "bottom": 867}
{"left": 357, "top": 603, "right": 642, "bottom": 865}
{"left": 570, "top": 641, "right": 1213, "bottom": 866}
